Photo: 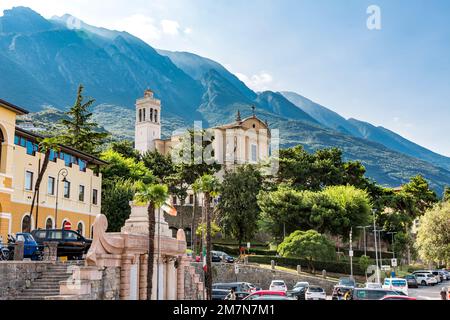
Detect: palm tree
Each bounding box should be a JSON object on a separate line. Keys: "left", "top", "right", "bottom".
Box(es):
{"left": 193, "top": 174, "right": 220, "bottom": 300}
{"left": 30, "top": 137, "right": 60, "bottom": 229}
{"left": 133, "top": 182, "right": 168, "bottom": 300}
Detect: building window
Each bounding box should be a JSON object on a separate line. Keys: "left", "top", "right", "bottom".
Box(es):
{"left": 21, "top": 215, "right": 31, "bottom": 233}
{"left": 139, "top": 109, "right": 142, "bottom": 122}
{"left": 154, "top": 110, "right": 158, "bottom": 123}
{"left": 189, "top": 194, "right": 194, "bottom": 204}
{"left": 79, "top": 185, "right": 85, "bottom": 202}
{"left": 143, "top": 108, "right": 146, "bottom": 121}
{"left": 26, "top": 140, "right": 37, "bottom": 156}
{"left": 45, "top": 217, "right": 54, "bottom": 229}
{"left": 251, "top": 144, "right": 257, "bottom": 162}
{"left": 78, "top": 159, "right": 87, "bottom": 172}
{"left": 92, "top": 189, "right": 98, "bottom": 205}
{"left": 150, "top": 108, "right": 153, "bottom": 122}
{"left": 49, "top": 149, "right": 57, "bottom": 162}
{"left": 77, "top": 222, "right": 84, "bottom": 236}
{"left": 25, "top": 171, "right": 33, "bottom": 191}
{"left": 48, "top": 176, "right": 55, "bottom": 195}
{"left": 64, "top": 180, "right": 71, "bottom": 198}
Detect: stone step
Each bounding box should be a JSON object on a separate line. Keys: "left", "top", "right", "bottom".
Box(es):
{"left": 19, "top": 292, "right": 60, "bottom": 297}
{"left": 29, "top": 285, "right": 61, "bottom": 290}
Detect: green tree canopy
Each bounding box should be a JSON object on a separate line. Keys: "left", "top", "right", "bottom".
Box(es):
{"left": 102, "top": 179, "right": 135, "bottom": 231}
{"left": 416, "top": 202, "right": 450, "bottom": 266}
{"left": 101, "top": 149, "right": 154, "bottom": 184}
{"left": 277, "top": 230, "right": 335, "bottom": 271}
{"left": 443, "top": 186, "right": 450, "bottom": 202}
{"left": 257, "top": 185, "right": 371, "bottom": 241}
{"left": 60, "top": 84, "right": 108, "bottom": 155}
{"left": 402, "top": 175, "right": 438, "bottom": 215}
{"left": 217, "top": 165, "right": 263, "bottom": 246}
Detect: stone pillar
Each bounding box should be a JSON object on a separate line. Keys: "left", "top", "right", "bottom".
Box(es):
{"left": 166, "top": 258, "right": 177, "bottom": 300}
{"left": 120, "top": 254, "right": 133, "bottom": 300}
{"left": 177, "top": 256, "right": 189, "bottom": 300}
{"left": 14, "top": 241, "right": 24, "bottom": 261}
{"left": 139, "top": 254, "right": 148, "bottom": 300}
{"left": 43, "top": 242, "right": 58, "bottom": 261}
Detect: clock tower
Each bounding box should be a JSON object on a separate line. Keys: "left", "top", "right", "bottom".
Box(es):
{"left": 134, "top": 89, "right": 161, "bottom": 153}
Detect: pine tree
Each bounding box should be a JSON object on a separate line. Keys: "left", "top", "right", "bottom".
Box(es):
{"left": 60, "top": 84, "right": 108, "bottom": 155}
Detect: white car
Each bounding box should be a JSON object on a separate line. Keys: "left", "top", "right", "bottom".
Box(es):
{"left": 293, "top": 281, "right": 309, "bottom": 289}
{"left": 414, "top": 273, "right": 438, "bottom": 286}
{"left": 382, "top": 278, "right": 408, "bottom": 295}
{"left": 365, "top": 282, "right": 382, "bottom": 289}
{"left": 269, "top": 280, "right": 287, "bottom": 292}
{"left": 305, "top": 286, "right": 326, "bottom": 300}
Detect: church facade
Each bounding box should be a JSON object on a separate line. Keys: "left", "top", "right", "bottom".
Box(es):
{"left": 134, "top": 90, "right": 272, "bottom": 242}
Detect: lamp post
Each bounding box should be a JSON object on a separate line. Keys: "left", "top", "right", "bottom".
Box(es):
{"left": 357, "top": 225, "right": 370, "bottom": 256}
{"left": 55, "top": 168, "right": 68, "bottom": 229}
{"left": 349, "top": 227, "right": 353, "bottom": 279}
{"left": 156, "top": 207, "right": 161, "bottom": 301}
{"left": 386, "top": 231, "right": 397, "bottom": 259}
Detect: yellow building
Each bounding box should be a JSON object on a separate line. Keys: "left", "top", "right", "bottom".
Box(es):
{"left": 0, "top": 98, "right": 106, "bottom": 241}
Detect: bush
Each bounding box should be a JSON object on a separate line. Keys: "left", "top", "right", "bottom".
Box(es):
{"left": 212, "top": 244, "right": 276, "bottom": 256}
{"left": 247, "top": 255, "right": 366, "bottom": 276}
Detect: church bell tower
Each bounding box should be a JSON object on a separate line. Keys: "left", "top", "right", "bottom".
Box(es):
{"left": 134, "top": 89, "right": 161, "bottom": 153}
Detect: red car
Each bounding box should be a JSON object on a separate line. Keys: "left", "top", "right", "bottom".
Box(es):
{"left": 380, "top": 295, "right": 417, "bottom": 300}
{"left": 243, "top": 290, "right": 286, "bottom": 300}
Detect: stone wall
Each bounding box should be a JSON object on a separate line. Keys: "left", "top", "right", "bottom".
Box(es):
{"left": 90, "top": 267, "right": 121, "bottom": 300}
{"left": 0, "top": 261, "right": 52, "bottom": 299}
{"left": 192, "top": 262, "right": 338, "bottom": 295}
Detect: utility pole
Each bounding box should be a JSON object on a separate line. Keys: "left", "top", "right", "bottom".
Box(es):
{"left": 387, "top": 231, "right": 397, "bottom": 275}
{"left": 372, "top": 210, "right": 380, "bottom": 284}
{"left": 357, "top": 225, "right": 370, "bottom": 256}
{"left": 349, "top": 227, "right": 353, "bottom": 279}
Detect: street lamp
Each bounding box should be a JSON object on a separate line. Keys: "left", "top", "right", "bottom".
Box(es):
{"left": 357, "top": 225, "right": 370, "bottom": 256}
{"left": 55, "top": 168, "right": 68, "bottom": 229}
{"left": 372, "top": 209, "right": 380, "bottom": 284}
{"left": 386, "top": 231, "right": 397, "bottom": 259}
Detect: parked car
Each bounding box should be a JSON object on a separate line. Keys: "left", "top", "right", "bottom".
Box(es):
{"left": 288, "top": 282, "right": 309, "bottom": 300}
{"left": 404, "top": 275, "right": 419, "bottom": 288}
{"left": 441, "top": 270, "right": 450, "bottom": 281}
{"left": 332, "top": 285, "right": 353, "bottom": 300}
{"left": 212, "top": 250, "right": 235, "bottom": 263}
{"left": 365, "top": 282, "right": 382, "bottom": 289}
{"left": 433, "top": 270, "right": 447, "bottom": 282}
{"left": 382, "top": 278, "right": 408, "bottom": 295}
{"left": 243, "top": 290, "right": 287, "bottom": 300}
{"left": 31, "top": 229, "right": 91, "bottom": 260}
{"left": 414, "top": 273, "right": 438, "bottom": 286}
{"left": 305, "top": 286, "right": 326, "bottom": 300}
{"left": 338, "top": 277, "right": 356, "bottom": 288}
{"left": 0, "top": 240, "right": 10, "bottom": 260}
{"left": 211, "top": 252, "right": 222, "bottom": 263}
{"left": 269, "top": 280, "right": 287, "bottom": 292}
{"left": 380, "top": 295, "right": 417, "bottom": 300}
{"left": 413, "top": 270, "right": 441, "bottom": 284}
{"left": 248, "top": 295, "right": 294, "bottom": 301}
{"left": 8, "top": 233, "right": 42, "bottom": 260}
{"left": 350, "top": 288, "right": 406, "bottom": 300}
{"left": 212, "top": 289, "right": 229, "bottom": 300}
{"left": 212, "top": 282, "right": 253, "bottom": 293}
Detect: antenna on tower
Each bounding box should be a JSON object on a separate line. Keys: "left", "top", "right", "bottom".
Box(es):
{"left": 236, "top": 110, "right": 242, "bottom": 123}
{"left": 251, "top": 105, "right": 256, "bottom": 118}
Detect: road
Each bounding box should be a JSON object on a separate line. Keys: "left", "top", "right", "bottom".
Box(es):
{"left": 408, "top": 283, "right": 448, "bottom": 300}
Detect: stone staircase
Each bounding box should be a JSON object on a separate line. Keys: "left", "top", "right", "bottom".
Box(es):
{"left": 15, "top": 261, "right": 84, "bottom": 300}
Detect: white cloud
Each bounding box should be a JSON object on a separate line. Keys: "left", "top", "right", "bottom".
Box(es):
{"left": 236, "top": 71, "right": 273, "bottom": 91}
{"left": 183, "top": 27, "right": 192, "bottom": 35}
{"left": 111, "top": 14, "right": 161, "bottom": 41}
{"left": 161, "top": 19, "right": 180, "bottom": 35}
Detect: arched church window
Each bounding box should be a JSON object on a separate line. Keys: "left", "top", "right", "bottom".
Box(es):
{"left": 150, "top": 108, "right": 153, "bottom": 122}
{"left": 143, "top": 108, "right": 146, "bottom": 121}
{"left": 138, "top": 109, "right": 142, "bottom": 122}
{"left": 154, "top": 110, "right": 158, "bottom": 123}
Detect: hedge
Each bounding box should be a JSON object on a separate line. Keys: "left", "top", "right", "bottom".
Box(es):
{"left": 247, "top": 255, "right": 366, "bottom": 276}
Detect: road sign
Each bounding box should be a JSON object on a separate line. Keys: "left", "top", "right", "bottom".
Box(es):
{"left": 349, "top": 250, "right": 354, "bottom": 257}
{"left": 247, "top": 242, "right": 251, "bottom": 249}
{"left": 63, "top": 221, "right": 72, "bottom": 230}
{"left": 234, "top": 264, "right": 239, "bottom": 274}
{"left": 381, "top": 265, "right": 391, "bottom": 271}
{"left": 391, "top": 258, "right": 397, "bottom": 267}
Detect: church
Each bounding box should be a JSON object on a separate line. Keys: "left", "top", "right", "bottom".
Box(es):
{"left": 133, "top": 90, "right": 272, "bottom": 242}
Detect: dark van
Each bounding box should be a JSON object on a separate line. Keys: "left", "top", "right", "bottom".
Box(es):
{"left": 31, "top": 229, "right": 92, "bottom": 260}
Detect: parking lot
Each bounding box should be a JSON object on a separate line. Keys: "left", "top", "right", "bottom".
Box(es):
{"left": 409, "top": 285, "right": 447, "bottom": 300}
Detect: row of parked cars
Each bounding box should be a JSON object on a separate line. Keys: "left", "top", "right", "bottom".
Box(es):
{"left": 0, "top": 229, "right": 91, "bottom": 261}
{"left": 211, "top": 280, "right": 327, "bottom": 301}
{"left": 187, "top": 250, "right": 235, "bottom": 263}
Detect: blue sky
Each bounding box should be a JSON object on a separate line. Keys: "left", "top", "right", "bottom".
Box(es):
{"left": 1, "top": 0, "right": 450, "bottom": 156}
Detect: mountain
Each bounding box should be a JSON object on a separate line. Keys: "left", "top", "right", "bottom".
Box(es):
{"left": 282, "top": 91, "right": 450, "bottom": 172}
{"left": 2, "top": 7, "right": 450, "bottom": 194}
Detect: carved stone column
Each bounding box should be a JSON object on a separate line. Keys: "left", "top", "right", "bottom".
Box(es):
{"left": 120, "top": 254, "right": 134, "bottom": 300}
{"left": 177, "top": 256, "right": 189, "bottom": 300}
{"left": 139, "top": 254, "right": 148, "bottom": 300}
